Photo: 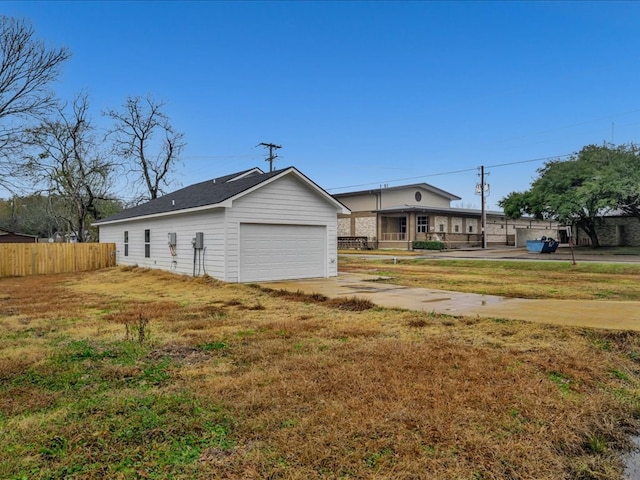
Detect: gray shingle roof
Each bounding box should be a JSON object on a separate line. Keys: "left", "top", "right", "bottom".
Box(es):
{"left": 95, "top": 167, "right": 287, "bottom": 224}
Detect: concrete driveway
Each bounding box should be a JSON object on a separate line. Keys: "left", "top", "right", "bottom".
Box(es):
{"left": 259, "top": 273, "right": 640, "bottom": 332}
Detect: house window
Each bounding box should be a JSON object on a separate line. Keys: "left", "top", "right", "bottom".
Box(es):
{"left": 124, "top": 231, "right": 129, "bottom": 257}
{"left": 439, "top": 224, "right": 444, "bottom": 232}
{"left": 400, "top": 217, "right": 407, "bottom": 236}
{"left": 144, "top": 229, "right": 150, "bottom": 258}
{"left": 454, "top": 225, "right": 460, "bottom": 233}
{"left": 468, "top": 225, "right": 473, "bottom": 233}
{"left": 415, "top": 191, "right": 422, "bottom": 202}
{"left": 417, "top": 215, "right": 428, "bottom": 233}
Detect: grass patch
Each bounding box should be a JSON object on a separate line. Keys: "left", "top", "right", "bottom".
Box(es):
{"left": 339, "top": 256, "right": 640, "bottom": 300}
{"left": 1, "top": 268, "right": 640, "bottom": 479}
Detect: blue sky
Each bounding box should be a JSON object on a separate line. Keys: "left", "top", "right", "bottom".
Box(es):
{"left": 4, "top": 1, "right": 640, "bottom": 209}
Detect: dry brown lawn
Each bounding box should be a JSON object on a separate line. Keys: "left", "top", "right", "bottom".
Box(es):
{"left": 1, "top": 266, "right": 640, "bottom": 479}
{"left": 339, "top": 256, "right": 640, "bottom": 300}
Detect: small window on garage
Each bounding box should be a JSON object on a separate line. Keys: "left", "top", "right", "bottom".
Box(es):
{"left": 144, "top": 229, "right": 150, "bottom": 258}
{"left": 439, "top": 224, "right": 444, "bottom": 232}
{"left": 124, "top": 231, "right": 129, "bottom": 257}
{"left": 454, "top": 225, "right": 460, "bottom": 233}
{"left": 468, "top": 225, "right": 473, "bottom": 233}
{"left": 417, "top": 215, "right": 428, "bottom": 233}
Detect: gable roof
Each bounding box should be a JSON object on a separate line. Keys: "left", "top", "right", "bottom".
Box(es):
{"left": 332, "top": 183, "right": 461, "bottom": 201}
{"left": 95, "top": 166, "right": 349, "bottom": 225}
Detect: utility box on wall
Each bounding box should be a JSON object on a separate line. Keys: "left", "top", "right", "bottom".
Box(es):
{"left": 194, "top": 232, "right": 204, "bottom": 249}
{"left": 167, "top": 232, "right": 177, "bottom": 246}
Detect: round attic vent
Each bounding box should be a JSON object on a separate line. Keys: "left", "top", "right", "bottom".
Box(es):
{"left": 415, "top": 191, "right": 422, "bottom": 202}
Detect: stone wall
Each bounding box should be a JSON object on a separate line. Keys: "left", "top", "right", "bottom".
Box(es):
{"left": 355, "top": 216, "right": 377, "bottom": 239}
{"left": 434, "top": 216, "right": 448, "bottom": 233}
{"left": 337, "top": 217, "right": 351, "bottom": 237}
{"left": 595, "top": 216, "right": 640, "bottom": 246}
{"left": 466, "top": 218, "right": 479, "bottom": 234}
{"left": 337, "top": 215, "right": 377, "bottom": 240}
{"left": 450, "top": 217, "right": 463, "bottom": 234}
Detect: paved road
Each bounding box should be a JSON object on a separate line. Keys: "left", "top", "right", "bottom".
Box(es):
{"left": 260, "top": 272, "right": 640, "bottom": 332}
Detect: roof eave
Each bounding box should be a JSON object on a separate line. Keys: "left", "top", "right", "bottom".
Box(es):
{"left": 95, "top": 200, "right": 232, "bottom": 226}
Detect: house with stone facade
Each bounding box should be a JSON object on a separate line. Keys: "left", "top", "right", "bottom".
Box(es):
{"left": 334, "top": 183, "right": 558, "bottom": 250}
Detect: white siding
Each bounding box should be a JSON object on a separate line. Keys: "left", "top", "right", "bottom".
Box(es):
{"left": 98, "top": 209, "right": 226, "bottom": 278}
{"left": 226, "top": 175, "right": 339, "bottom": 282}
{"left": 99, "top": 171, "right": 341, "bottom": 282}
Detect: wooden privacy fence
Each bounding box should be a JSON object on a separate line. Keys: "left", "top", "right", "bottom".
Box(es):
{"left": 0, "top": 243, "right": 116, "bottom": 277}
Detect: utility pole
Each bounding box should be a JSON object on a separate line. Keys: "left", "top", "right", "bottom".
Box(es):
{"left": 476, "top": 166, "right": 489, "bottom": 249}
{"left": 258, "top": 142, "right": 281, "bottom": 172}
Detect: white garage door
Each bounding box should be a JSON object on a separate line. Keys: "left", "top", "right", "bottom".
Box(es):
{"left": 239, "top": 224, "right": 326, "bottom": 282}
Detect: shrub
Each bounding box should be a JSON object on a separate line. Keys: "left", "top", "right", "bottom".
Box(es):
{"left": 412, "top": 240, "right": 445, "bottom": 251}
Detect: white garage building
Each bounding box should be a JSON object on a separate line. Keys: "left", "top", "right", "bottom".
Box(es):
{"left": 95, "top": 167, "right": 349, "bottom": 282}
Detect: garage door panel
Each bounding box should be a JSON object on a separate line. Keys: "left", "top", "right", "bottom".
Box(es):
{"left": 240, "top": 224, "right": 326, "bottom": 282}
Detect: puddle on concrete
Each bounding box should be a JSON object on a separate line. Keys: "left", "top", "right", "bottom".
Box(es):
{"left": 344, "top": 285, "right": 385, "bottom": 292}
{"left": 623, "top": 436, "right": 640, "bottom": 479}
{"left": 422, "top": 297, "right": 452, "bottom": 303}
{"left": 345, "top": 284, "right": 407, "bottom": 293}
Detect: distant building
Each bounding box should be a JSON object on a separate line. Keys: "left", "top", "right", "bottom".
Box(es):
{"left": 333, "top": 184, "right": 558, "bottom": 250}
{"left": 0, "top": 228, "right": 38, "bottom": 243}
{"left": 575, "top": 211, "right": 640, "bottom": 247}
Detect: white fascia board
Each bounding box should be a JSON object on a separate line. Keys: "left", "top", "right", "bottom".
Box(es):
{"left": 95, "top": 200, "right": 232, "bottom": 226}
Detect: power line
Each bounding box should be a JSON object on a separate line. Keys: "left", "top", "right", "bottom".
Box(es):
{"left": 485, "top": 153, "right": 573, "bottom": 169}
{"left": 326, "top": 167, "right": 478, "bottom": 191}
{"left": 179, "top": 154, "right": 261, "bottom": 160}
{"left": 326, "top": 152, "right": 574, "bottom": 192}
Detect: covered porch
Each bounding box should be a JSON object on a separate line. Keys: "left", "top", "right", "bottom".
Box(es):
{"left": 377, "top": 206, "right": 482, "bottom": 250}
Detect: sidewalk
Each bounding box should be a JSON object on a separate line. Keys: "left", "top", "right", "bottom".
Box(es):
{"left": 260, "top": 273, "right": 640, "bottom": 332}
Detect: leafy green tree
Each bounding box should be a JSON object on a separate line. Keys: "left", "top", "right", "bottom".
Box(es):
{"left": 0, "top": 194, "right": 62, "bottom": 237}
{"left": 0, "top": 193, "right": 122, "bottom": 239}
{"left": 499, "top": 144, "right": 627, "bottom": 247}
{"left": 597, "top": 144, "right": 640, "bottom": 220}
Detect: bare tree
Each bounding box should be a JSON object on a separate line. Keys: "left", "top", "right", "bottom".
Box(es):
{"left": 23, "top": 94, "right": 114, "bottom": 242}
{"left": 105, "top": 95, "right": 185, "bottom": 203}
{"left": 0, "top": 16, "right": 71, "bottom": 190}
